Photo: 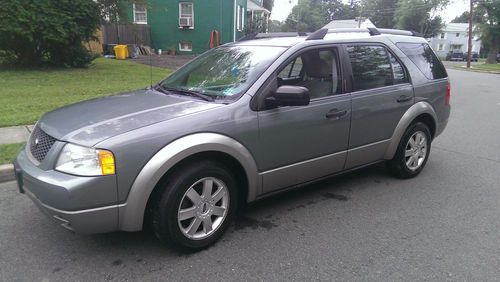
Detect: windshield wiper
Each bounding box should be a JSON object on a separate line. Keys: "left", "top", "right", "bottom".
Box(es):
{"left": 155, "top": 84, "right": 214, "bottom": 102}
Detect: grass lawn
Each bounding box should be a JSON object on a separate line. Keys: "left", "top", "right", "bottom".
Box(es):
{"left": 471, "top": 63, "right": 500, "bottom": 72}
{"left": 0, "top": 143, "right": 25, "bottom": 165}
{"left": 0, "top": 58, "right": 171, "bottom": 127}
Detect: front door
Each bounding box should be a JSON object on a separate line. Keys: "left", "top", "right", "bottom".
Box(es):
{"left": 344, "top": 44, "right": 414, "bottom": 169}
{"left": 255, "top": 46, "right": 352, "bottom": 194}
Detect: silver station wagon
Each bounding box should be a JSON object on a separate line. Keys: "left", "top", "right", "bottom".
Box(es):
{"left": 14, "top": 27, "right": 450, "bottom": 251}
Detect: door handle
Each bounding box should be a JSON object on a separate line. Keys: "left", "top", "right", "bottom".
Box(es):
{"left": 397, "top": 95, "right": 412, "bottom": 103}
{"left": 325, "top": 109, "right": 347, "bottom": 119}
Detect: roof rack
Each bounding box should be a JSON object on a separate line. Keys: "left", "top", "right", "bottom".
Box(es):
{"left": 306, "top": 27, "right": 421, "bottom": 40}
{"left": 238, "top": 32, "right": 310, "bottom": 41}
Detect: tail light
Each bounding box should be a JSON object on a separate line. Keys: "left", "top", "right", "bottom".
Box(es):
{"left": 445, "top": 82, "right": 451, "bottom": 105}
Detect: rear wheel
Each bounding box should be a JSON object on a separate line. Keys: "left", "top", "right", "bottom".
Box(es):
{"left": 151, "top": 161, "right": 237, "bottom": 252}
{"left": 387, "top": 122, "right": 432, "bottom": 179}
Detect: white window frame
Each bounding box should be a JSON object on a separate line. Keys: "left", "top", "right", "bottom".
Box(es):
{"left": 236, "top": 5, "right": 241, "bottom": 31}
{"left": 133, "top": 3, "right": 148, "bottom": 25}
{"left": 179, "top": 2, "right": 194, "bottom": 29}
{"left": 437, "top": 43, "right": 444, "bottom": 51}
{"left": 179, "top": 42, "right": 193, "bottom": 52}
{"left": 439, "top": 32, "right": 446, "bottom": 39}
{"left": 240, "top": 6, "right": 245, "bottom": 31}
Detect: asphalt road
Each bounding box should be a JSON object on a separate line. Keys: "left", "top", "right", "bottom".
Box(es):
{"left": 1, "top": 69, "right": 499, "bottom": 281}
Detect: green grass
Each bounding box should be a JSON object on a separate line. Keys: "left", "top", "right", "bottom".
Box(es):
{"left": 471, "top": 63, "right": 500, "bottom": 72}
{"left": 0, "top": 143, "right": 25, "bottom": 165}
{"left": 0, "top": 58, "right": 171, "bottom": 127}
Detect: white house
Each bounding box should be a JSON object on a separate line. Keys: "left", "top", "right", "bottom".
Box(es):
{"left": 428, "top": 23, "right": 481, "bottom": 57}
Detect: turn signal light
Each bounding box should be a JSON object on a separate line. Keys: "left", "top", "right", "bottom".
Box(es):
{"left": 98, "top": 150, "right": 115, "bottom": 175}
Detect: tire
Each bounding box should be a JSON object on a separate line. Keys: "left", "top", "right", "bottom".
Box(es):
{"left": 387, "top": 122, "right": 432, "bottom": 179}
{"left": 151, "top": 160, "right": 238, "bottom": 252}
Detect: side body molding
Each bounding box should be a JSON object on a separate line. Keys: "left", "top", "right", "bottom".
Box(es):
{"left": 118, "top": 133, "right": 259, "bottom": 231}
{"left": 384, "top": 101, "right": 437, "bottom": 159}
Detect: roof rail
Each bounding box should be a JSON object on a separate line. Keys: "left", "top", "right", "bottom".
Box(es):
{"left": 305, "top": 27, "right": 421, "bottom": 40}
{"left": 238, "top": 32, "right": 310, "bottom": 41}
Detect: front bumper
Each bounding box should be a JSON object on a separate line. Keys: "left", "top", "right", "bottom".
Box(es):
{"left": 14, "top": 148, "right": 120, "bottom": 234}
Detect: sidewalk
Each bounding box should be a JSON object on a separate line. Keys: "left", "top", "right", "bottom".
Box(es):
{"left": 0, "top": 125, "right": 34, "bottom": 145}
{"left": 0, "top": 125, "right": 34, "bottom": 183}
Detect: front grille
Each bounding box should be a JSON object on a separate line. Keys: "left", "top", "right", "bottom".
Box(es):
{"left": 29, "top": 125, "right": 57, "bottom": 163}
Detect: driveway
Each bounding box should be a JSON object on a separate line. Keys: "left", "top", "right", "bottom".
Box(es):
{"left": 1, "top": 69, "right": 499, "bottom": 281}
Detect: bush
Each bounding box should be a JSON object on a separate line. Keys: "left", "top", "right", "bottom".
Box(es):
{"left": 0, "top": 0, "right": 100, "bottom": 67}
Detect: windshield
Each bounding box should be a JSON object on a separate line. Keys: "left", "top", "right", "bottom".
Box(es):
{"left": 159, "top": 46, "right": 285, "bottom": 100}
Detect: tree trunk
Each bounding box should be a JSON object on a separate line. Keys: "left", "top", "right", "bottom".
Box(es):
{"left": 486, "top": 38, "right": 498, "bottom": 64}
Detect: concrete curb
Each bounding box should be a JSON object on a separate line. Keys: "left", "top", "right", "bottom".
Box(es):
{"left": 0, "top": 164, "right": 15, "bottom": 183}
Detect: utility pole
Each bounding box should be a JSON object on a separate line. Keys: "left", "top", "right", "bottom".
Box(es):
{"left": 466, "top": 0, "right": 474, "bottom": 69}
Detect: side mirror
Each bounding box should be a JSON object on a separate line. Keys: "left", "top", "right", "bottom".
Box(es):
{"left": 265, "top": 85, "right": 310, "bottom": 107}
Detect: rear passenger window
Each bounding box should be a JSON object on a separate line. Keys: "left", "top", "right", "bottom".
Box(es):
{"left": 396, "top": 43, "right": 447, "bottom": 80}
{"left": 388, "top": 52, "right": 407, "bottom": 84}
{"left": 347, "top": 45, "right": 392, "bottom": 91}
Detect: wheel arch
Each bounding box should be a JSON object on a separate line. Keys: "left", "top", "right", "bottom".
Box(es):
{"left": 384, "top": 101, "right": 438, "bottom": 159}
{"left": 118, "top": 133, "right": 259, "bottom": 232}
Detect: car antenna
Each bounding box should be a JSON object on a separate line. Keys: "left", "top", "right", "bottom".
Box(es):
{"left": 149, "top": 25, "right": 153, "bottom": 89}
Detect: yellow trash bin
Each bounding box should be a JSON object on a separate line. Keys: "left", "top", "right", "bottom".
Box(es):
{"left": 113, "top": 45, "right": 128, "bottom": 60}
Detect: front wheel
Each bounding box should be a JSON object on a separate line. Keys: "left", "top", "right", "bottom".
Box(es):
{"left": 151, "top": 161, "right": 238, "bottom": 252}
{"left": 387, "top": 122, "right": 432, "bottom": 179}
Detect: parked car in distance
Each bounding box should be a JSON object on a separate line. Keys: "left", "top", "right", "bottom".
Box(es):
{"left": 463, "top": 51, "right": 479, "bottom": 62}
{"left": 14, "top": 27, "right": 450, "bottom": 252}
{"left": 447, "top": 50, "right": 465, "bottom": 61}
{"left": 497, "top": 52, "right": 500, "bottom": 62}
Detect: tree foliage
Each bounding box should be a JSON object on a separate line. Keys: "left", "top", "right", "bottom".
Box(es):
{"left": 360, "top": 0, "right": 398, "bottom": 28}
{"left": 263, "top": 0, "right": 275, "bottom": 12}
{"left": 281, "top": 0, "right": 359, "bottom": 32}
{"left": 0, "top": 0, "right": 100, "bottom": 67}
{"left": 96, "top": 0, "right": 146, "bottom": 23}
{"left": 393, "top": 0, "right": 448, "bottom": 37}
{"left": 475, "top": 0, "right": 500, "bottom": 64}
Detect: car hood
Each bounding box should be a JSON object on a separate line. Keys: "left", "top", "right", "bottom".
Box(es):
{"left": 37, "top": 89, "right": 223, "bottom": 146}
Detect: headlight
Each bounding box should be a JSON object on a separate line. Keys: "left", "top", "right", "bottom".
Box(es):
{"left": 55, "top": 143, "right": 115, "bottom": 176}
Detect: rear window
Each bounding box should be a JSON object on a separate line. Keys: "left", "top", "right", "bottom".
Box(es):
{"left": 396, "top": 43, "right": 447, "bottom": 80}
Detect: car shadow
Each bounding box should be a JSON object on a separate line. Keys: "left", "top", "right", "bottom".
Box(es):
{"left": 85, "top": 162, "right": 394, "bottom": 255}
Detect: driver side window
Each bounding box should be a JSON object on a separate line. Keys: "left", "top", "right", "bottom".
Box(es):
{"left": 277, "top": 48, "right": 341, "bottom": 99}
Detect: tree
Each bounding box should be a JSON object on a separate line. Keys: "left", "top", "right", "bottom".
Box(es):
{"left": 394, "top": 0, "right": 449, "bottom": 37}
{"left": 281, "top": 0, "right": 358, "bottom": 32}
{"left": 281, "top": 0, "right": 327, "bottom": 32}
{"left": 0, "top": 0, "right": 100, "bottom": 67}
{"left": 263, "top": 0, "right": 275, "bottom": 12}
{"left": 96, "top": 0, "right": 147, "bottom": 23}
{"left": 476, "top": 0, "right": 500, "bottom": 64}
{"left": 360, "top": 0, "right": 398, "bottom": 28}
{"left": 450, "top": 10, "right": 483, "bottom": 24}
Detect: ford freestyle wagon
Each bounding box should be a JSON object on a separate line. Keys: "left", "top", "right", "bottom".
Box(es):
{"left": 14, "top": 28, "right": 450, "bottom": 251}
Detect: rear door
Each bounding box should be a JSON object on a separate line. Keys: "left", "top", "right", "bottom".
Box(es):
{"left": 344, "top": 44, "right": 413, "bottom": 169}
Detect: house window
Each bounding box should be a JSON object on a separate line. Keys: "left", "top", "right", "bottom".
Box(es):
{"left": 179, "top": 2, "right": 194, "bottom": 28}
{"left": 456, "top": 33, "right": 460, "bottom": 37}
{"left": 179, "top": 42, "right": 192, "bottom": 52}
{"left": 437, "top": 43, "right": 445, "bottom": 51}
{"left": 133, "top": 3, "right": 147, "bottom": 24}
{"left": 236, "top": 5, "right": 245, "bottom": 31}
{"left": 439, "top": 33, "right": 445, "bottom": 39}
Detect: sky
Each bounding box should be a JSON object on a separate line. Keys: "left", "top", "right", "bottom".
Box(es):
{"left": 270, "top": 0, "right": 470, "bottom": 23}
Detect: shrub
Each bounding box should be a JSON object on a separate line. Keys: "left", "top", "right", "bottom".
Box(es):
{"left": 0, "top": 0, "right": 100, "bottom": 67}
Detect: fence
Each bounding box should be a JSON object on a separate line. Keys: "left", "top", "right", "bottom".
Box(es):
{"left": 102, "top": 24, "right": 151, "bottom": 46}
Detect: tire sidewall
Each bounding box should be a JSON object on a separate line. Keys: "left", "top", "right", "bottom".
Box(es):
{"left": 156, "top": 162, "right": 238, "bottom": 251}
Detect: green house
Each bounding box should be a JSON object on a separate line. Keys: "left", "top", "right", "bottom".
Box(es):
{"left": 127, "top": 0, "right": 269, "bottom": 54}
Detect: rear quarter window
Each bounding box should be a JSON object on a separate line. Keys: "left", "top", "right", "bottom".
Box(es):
{"left": 396, "top": 43, "right": 447, "bottom": 80}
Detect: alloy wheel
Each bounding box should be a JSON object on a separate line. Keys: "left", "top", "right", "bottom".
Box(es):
{"left": 177, "top": 177, "right": 229, "bottom": 240}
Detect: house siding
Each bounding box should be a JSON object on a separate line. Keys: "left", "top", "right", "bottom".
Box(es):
{"left": 128, "top": 0, "right": 246, "bottom": 54}
{"left": 428, "top": 23, "right": 481, "bottom": 58}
